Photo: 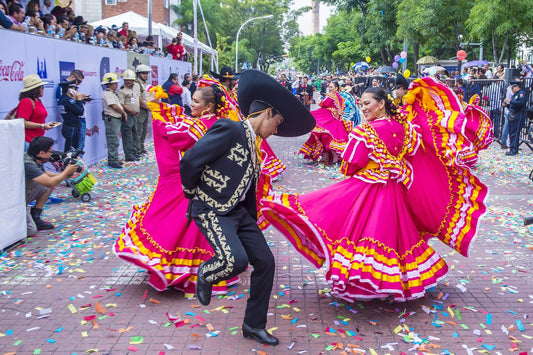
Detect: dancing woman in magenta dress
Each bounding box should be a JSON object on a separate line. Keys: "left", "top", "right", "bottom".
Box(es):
{"left": 114, "top": 85, "right": 239, "bottom": 294}
{"left": 299, "top": 81, "right": 352, "bottom": 162}
{"left": 262, "top": 79, "right": 491, "bottom": 301}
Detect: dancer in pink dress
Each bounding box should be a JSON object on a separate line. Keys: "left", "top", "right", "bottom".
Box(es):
{"left": 299, "top": 81, "right": 352, "bottom": 163}
{"left": 114, "top": 85, "right": 239, "bottom": 294}
{"left": 262, "top": 79, "right": 490, "bottom": 302}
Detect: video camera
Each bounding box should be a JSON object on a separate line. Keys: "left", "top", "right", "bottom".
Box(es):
{"left": 49, "top": 148, "right": 85, "bottom": 173}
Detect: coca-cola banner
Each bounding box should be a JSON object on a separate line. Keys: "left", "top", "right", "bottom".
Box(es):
{"left": 0, "top": 29, "right": 192, "bottom": 166}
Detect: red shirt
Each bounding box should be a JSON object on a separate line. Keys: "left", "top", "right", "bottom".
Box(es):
{"left": 119, "top": 29, "right": 128, "bottom": 37}
{"left": 18, "top": 98, "right": 47, "bottom": 143}
{"left": 166, "top": 43, "right": 186, "bottom": 60}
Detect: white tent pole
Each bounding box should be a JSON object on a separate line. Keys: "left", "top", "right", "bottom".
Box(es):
{"left": 193, "top": 0, "right": 198, "bottom": 75}
{"left": 147, "top": 0, "right": 152, "bottom": 36}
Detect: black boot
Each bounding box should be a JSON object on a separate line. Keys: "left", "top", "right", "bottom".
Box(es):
{"left": 30, "top": 208, "right": 54, "bottom": 230}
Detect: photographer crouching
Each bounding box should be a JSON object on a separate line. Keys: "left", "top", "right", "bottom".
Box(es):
{"left": 25, "top": 136, "right": 78, "bottom": 236}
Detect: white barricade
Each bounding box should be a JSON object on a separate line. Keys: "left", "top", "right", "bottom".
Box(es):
{"left": 0, "top": 119, "right": 26, "bottom": 249}
{"left": 0, "top": 28, "right": 192, "bottom": 166}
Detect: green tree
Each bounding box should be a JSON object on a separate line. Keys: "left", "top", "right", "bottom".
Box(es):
{"left": 467, "top": 0, "right": 533, "bottom": 66}
{"left": 360, "top": 0, "right": 401, "bottom": 65}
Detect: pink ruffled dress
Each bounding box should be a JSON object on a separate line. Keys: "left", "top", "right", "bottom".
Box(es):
{"left": 114, "top": 102, "right": 239, "bottom": 294}
{"left": 262, "top": 77, "right": 490, "bottom": 302}
{"left": 299, "top": 92, "right": 352, "bottom": 161}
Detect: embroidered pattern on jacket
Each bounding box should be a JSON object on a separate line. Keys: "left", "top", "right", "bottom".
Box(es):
{"left": 228, "top": 143, "right": 247, "bottom": 167}
{"left": 202, "top": 165, "right": 231, "bottom": 193}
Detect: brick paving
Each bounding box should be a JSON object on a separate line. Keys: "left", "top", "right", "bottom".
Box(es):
{"left": 1, "top": 131, "right": 532, "bottom": 355}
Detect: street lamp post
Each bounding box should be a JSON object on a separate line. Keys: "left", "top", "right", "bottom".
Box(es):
{"left": 235, "top": 15, "right": 273, "bottom": 72}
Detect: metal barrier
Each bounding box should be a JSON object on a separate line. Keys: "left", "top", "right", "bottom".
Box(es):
{"left": 343, "top": 76, "right": 532, "bottom": 151}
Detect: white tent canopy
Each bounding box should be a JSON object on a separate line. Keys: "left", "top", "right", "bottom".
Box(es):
{"left": 89, "top": 11, "right": 216, "bottom": 57}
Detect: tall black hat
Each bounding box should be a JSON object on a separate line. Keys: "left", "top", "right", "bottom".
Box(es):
{"left": 238, "top": 69, "right": 315, "bottom": 137}
{"left": 210, "top": 66, "right": 240, "bottom": 80}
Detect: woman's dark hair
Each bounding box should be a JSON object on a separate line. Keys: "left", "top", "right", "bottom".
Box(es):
{"left": 363, "top": 87, "right": 396, "bottom": 117}
{"left": 330, "top": 81, "right": 340, "bottom": 91}
{"left": 182, "top": 79, "right": 190, "bottom": 87}
{"left": 128, "top": 36, "right": 138, "bottom": 45}
{"left": 19, "top": 86, "right": 42, "bottom": 101}
{"left": 249, "top": 100, "right": 280, "bottom": 118}
{"left": 27, "top": 136, "right": 54, "bottom": 158}
{"left": 195, "top": 86, "right": 225, "bottom": 114}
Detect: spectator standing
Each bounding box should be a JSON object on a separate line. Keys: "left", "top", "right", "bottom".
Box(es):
{"left": 101, "top": 73, "right": 127, "bottom": 168}
{"left": 320, "top": 74, "right": 332, "bottom": 96}
{"left": 119, "top": 21, "right": 128, "bottom": 37}
{"left": 58, "top": 81, "right": 85, "bottom": 151}
{"left": 278, "top": 73, "right": 292, "bottom": 92}
{"left": 296, "top": 76, "right": 314, "bottom": 110}
{"left": 161, "top": 73, "right": 183, "bottom": 106}
{"left": 41, "top": 0, "right": 52, "bottom": 15}
{"left": 17, "top": 74, "right": 56, "bottom": 150}
{"left": 484, "top": 64, "right": 493, "bottom": 79}
{"left": 500, "top": 82, "right": 515, "bottom": 149}
{"left": 166, "top": 35, "right": 187, "bottom": 60}
{"left": 25, "top": 136, "right": 78, "bottom": 235}
{"left": 135, "top": 64, "right": 153, "bottom": 155}
{"left": 181, "top": 79, "right": 192, "bottom": 115}
{"left": 494, "top": 64, "right": 506, "bottom": 80}
{"left": 189, "top": 73, "right": 199, "bottom": 96}
{"left": 118, "top": 69, "right": 141, "bottom": 161}
{"left": 486, "top": 81, "right": 503, "bottom": 138}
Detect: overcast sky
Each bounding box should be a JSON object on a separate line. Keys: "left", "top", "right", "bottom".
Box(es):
{"left": 291, "top": 0, "right": 334, "bottom": 36}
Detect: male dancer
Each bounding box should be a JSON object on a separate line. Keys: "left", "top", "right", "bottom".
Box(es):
{"left": 180, "top": 70, "right": 314, "bottom": 346}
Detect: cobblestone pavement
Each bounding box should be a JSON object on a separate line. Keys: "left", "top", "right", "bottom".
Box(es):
{"left": 0, "top": 130, "right": 532, "bottom": 355}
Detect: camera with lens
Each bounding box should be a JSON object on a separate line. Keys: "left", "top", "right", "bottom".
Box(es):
{"left": 49, "top": 148, "right": 85, "bottom": 173}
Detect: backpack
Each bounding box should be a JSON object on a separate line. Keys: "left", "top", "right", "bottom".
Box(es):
{"left": 4, "top": 99, "right": 35, "bottom": 120}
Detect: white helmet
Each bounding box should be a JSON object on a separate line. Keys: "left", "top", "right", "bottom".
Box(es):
{"left": 123, "top": 69, "right": 136, "bottom": 80}
{"left": 101, "top": 72, "right": 119, "bottom": 85}
{"left": 135, "top": 64, "right": 152, "bottom": 73}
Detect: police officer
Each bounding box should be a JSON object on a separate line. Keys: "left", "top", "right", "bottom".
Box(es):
{"left": 504, "top": 81, "right": 527, "bottom": 156}
{"left": 135, "top": 64, "right": 153, "bottom": 155}
{"left": 118, "top": 69, "right": 141, "bottom": 161}
{"left": 101, "top": 72, "right": 127, "bottom": 168}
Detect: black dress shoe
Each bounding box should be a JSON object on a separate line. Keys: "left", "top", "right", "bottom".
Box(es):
{"left": 196, "top": 264, "right": 212, "bottom": 306}
{"left": 242, "top": 323, "right": 279, "bottom": 346}
{"left": 505, "top": 151, "right": 517, "bottom": 156}
{"left": 125, "top": 157, "right": 140, "bottom": 162}
{"left": 108, "top": 163, "right": 123, "bottom": 169}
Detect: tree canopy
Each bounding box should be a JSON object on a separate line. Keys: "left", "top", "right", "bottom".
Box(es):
{"left": 170, "top": 0, "right": 533, "bottom": 74}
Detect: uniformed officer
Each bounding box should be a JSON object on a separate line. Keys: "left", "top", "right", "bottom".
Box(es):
{"left": 101, "top": 73, "right": 127, "bottom": 168}
{"left": 504, "top": 81, "right": 527, "bottom": 156}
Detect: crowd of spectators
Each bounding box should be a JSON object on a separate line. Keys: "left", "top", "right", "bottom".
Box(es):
{"left": 0, "top": 0, "right": 188, "bottom": 60}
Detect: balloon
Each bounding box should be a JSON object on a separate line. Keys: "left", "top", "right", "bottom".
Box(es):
{"left": 401, "top": 51, "right": 407, "bottom": 59}
{"left": 404, "top": 69, "right": 411, "bottom": 77}
{"left": 394, "top": 55, "right": 401, "bottom": 62}
{"left": 366, "top": 56, "right": 371, "bottom": 63}
{"left": 457, "top": 50, "right": 467, "bottom": 61}
{"left": 399, "top": 57, "right": 406, "bottom": 64}
{"left": 392, "top": 62, "right": 399, "bottom": 69}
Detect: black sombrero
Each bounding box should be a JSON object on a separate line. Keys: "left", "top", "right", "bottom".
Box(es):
{"left": 210, "top": 65, "right": 241, "bottom": 80}
{"left": 394, "top": 74, "right": 409, "bottom": 90}
{"left": 238, "top": 69, "right": 315, "bottom": 137}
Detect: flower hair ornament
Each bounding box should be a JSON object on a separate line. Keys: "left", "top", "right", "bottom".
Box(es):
{"left": 387, "top": 93, "right": 398, "bottom": 115}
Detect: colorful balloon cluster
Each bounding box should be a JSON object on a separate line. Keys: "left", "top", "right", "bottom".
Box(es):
{"left": 392, "top": 51, "right": 408, "bottom": 70}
